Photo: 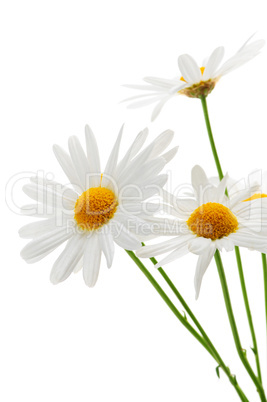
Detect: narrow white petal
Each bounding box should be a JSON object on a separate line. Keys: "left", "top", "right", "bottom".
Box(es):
{"left": 188, "top": 237, "right": 212, "bottom": 255}
{"left": 53, "top": 145, "right": 83, "bottom": 191}
{"left": 127, "top": 95, "right": 163, "bottom": 109}
{"left": 116, "top": 128, "right": 149, "bottom": 172}
{"left": 194, "top": 244, "right": 216, "bottom": 299}
{"left": 123, "top": 84, "right": 165, "bottom": 91}
{"left": 143, "top": 76, "right": 180, "bottom": 88}
{"left": 98, "top": 231, "right": 115, "bottom": 268}
{"left": 22, "top": 183, "right": 77, "bottom": 210}
{"left": 161, "top": 146, "right": 179, "bottom": 163}
{"left": 178, "top": 54, "right": 202, "bottom": 83}
{"left": 68, "top": 136, "right": 91, "bottom": 190}
{"left": 50, "top": 234, "right": 86, "bottom": 284}
{"left": 19, "top": 218, "right": 61, "bottom": 239}
{"left": 102, "top": 125, "right": 124, "bottom": 188}
{"left": 154, "top": 244, "right": 190, "bottom": 268}
{"left": 203, "top": 47, "right": 225, "bottom": 80}
{"left": 83, "top": 234, "right": 102, "bottom": 287}
{"left": 112, "top": 220, "right": 141, "bottom": 250}
{"left": 21, "top": 227, "right": 72, "bottom": 261}
{"left": 137, "top": 235, "right": 191, "bottom": 258}
{"left": 151, "top": 97, "right": 171, "bottom": 121}
{"left": 85, "top": 124, "right": 101, "bottom": 187}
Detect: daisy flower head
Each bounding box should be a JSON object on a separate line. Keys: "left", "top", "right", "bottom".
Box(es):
{"left": 137, "top": 165, "right": 267, "bottom": 299}
{"left": 123, "top": 35, "right": 265, "bottom": 121}
{"left": 19, "top": 125, "right": 178, "bottom": 287}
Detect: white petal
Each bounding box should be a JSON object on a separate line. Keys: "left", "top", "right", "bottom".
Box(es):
{"left": 143, "top": 76, "right": 180, "bottom": 88}
{"left": 19, "top": 218, "right": 61, "bottom": 239}
{"left": 83, "top": 234, "right": 102, "bottom": 287}
{"left": 22, "top": 183, "right": 77, "bottom": 210}
{"left": 188, "top": 237, "right": 212, "bottom": 255}
{"left": 178, "top": 54, "right": 202, "bottom": 83}
{"left": 154, "top": 243, "right": 190, "bottom": 268}
{"left": 203, "top": 46, "right": 225, "bottom": 80}
{"left": 194, "top": 244, "right": 216, "bottom": 299}
{"left": 161, "top": 146, "right": 179, "bottom": 163}
{"left": 137, "top": 235, "right": 191, "bottom": 258}
{"left": 127, "top": 95, "right": 163, "bottom": 109}
{"left": 112, "top": 220, "right": 141, "bottom": 250}
{"left": 116, "top": 128, "right": 149, "bottom": 172}
{"left": 102, "top": 125, "right": 123, "bottom": 188}
{"left": 151, "top": 97, "right": 171, "bottom": 121}
{"left": 85, "top": 124, "right": 101, "bottom": 187}
{"left": 123, "top": 84, "right": 165, "bottom": 91}
{"left": 50, "top": 234, "right": 86, "bottom": 284}
{"left": 98, "top": 231, "right": 115, "bottom": 268}
{"left": 68, "top": 136, "right": 91, "bottom": 190}
{"left": 53, "top": 144, "right": 82, "bottom": 191}
{"left": 21, "top": 227, "right": 72, "bottom": 261}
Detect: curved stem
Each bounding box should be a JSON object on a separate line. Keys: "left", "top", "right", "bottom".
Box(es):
{"left": 146, "top": 252, "right": 249, "bottom": 402}
{"left": 215, "top": 250, "right": 266, "bottom": 402}
{"left": 235, "top": 247, "right": 262, "bottom": 383}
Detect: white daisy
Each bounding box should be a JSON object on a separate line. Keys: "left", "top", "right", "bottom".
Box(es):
{"left": 123, "top": 35, "right": 265, "bottom": 121}
{"left": 19, "top": 125, "right": 178, "bottom": 287}
{"left": 136, "top": 165, "right": 267, "bottom": 299}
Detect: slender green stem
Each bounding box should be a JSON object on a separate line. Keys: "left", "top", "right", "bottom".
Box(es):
{"left": 125, "top": 249, "right": 211, "bottom": 355}
{"left": 146, "top": 252, "right": 249, "bottom": 402}
{"left": 235, "top": 247, "right": 262, "bottom": 383}
{"left": 200, "top": 94, "right": 264, "bottom": 392}
{"left": 215, "top": 250, "right": 266, "bottom": 402}
{"left": 262, "top": 253, "right": 267, "bottom": 338}
{"left": 200, "top": 95, "right": 224, "bottom": 180}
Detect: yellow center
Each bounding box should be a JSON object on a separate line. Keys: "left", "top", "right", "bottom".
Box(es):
{"left": 74, "top": 187, "right": 118, "bottom": 231}
{"left": 187, "top": 202, "right": 238, "bottom": 240}
{"left": 180, "top": 66, "right": 205, "bottom": 83}
{"left": 243, "top": 193, "right": 267, "bottom": 202}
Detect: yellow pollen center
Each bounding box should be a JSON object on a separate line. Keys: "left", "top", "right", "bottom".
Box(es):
{"left": 187, "top": 202, "right": 238, "bottom": 240}
{"left": 74, "top": 187, "right": 118, "bottom": 231}
{"left": 180, "top": 66, "right": 205, "bottom": 82}
{"left": 243, "top": 193, "right": 267, "bottom": 202}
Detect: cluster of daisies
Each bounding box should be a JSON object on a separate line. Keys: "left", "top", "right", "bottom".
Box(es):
{"left": 20, "top": 35, "right": 267, "bottom": 298}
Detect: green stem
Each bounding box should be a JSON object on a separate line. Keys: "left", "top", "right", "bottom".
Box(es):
{"left": 146, "top": 252, "right": 249, "bottom": 402}
{"left": 200, "top": 94, "right": 264, "bottom": 391}
{"left": 262, "top": 253, "right": 267, "bottom": 339}
{"left": 200, "top": 95, "right": 224, "bottom": 180}
{"left": 215, "top": 250, "right": 266, "bottom": 402}
{"left": 125, "top": 249, "right": 211, "bottom": 355}
{"left": 235, "top": 247, "right": 262, "bottom": 383}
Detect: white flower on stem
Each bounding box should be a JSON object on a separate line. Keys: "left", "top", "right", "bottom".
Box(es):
{"left": 19, "top": 125, "right": 177, "bottom": 286}
{"left": 123, "top": 35, "right": 265, "bottom": 121}
{"left": 136, "top": 165, "right": 267, "bottom": 299}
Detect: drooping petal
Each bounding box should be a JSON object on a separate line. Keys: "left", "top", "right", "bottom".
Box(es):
{"left": 50, "top": 234, "right": 86, "bottom": 284}
{"left": 98, "top": 231, "right": 115, "bottom": 268}
{"left": 194, "top": 243, "right": 216, "bottom": 299}
{"left": 83, "top": 234, "right": 102, "bottom": 287}
{"left": 21, "top": 227, "right": 72, "bottom": 262}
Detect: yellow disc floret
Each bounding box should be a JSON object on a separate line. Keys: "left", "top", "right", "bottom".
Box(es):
{"left": 74, "top": 187, "right": 118, "bottom": 231}
{"left": 243, "top": 193, "right": 267, "bottom": 202}
{"left": 187, "top": 202, "right": 238, "bottom": 240}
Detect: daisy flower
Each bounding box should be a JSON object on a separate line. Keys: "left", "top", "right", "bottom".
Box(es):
{"left": 19, "top": 125, "right": 177, "bottom": 287}
{"left": 136, "top": 165, "right": 267, "bottom": 299}
{"left": 123, "top": 35, "right": 265, "bottom": 121}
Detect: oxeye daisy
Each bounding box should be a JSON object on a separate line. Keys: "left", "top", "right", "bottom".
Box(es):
{"left": 136, "top": 165, "right": 267, "bottom": 299}
{"left": 123, "top": 35, "right": 265, "bottom": 121}
{"left": 19, "top": 125, "right": 177, "bottom": 286}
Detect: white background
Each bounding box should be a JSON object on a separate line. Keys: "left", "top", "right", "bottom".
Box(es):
{"left": 1, "top": 1, "right": 267, "bottom": 401}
